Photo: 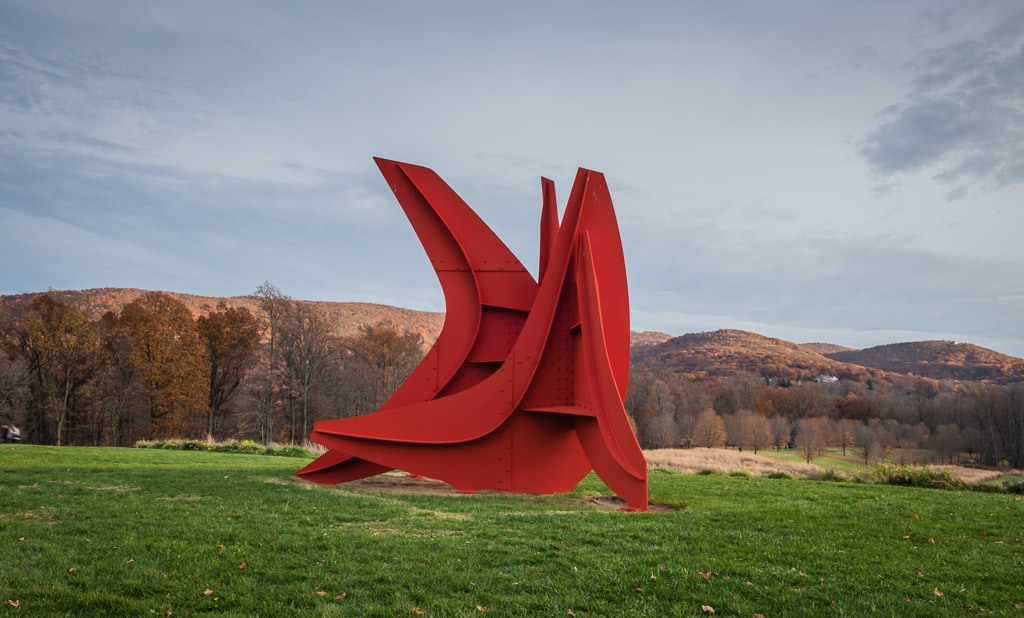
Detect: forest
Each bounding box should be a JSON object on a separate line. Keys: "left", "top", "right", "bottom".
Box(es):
{"left": 626, "top": 361, "right": 1024, "bottom": 469}
{"left": 0, "top": 286, "right": 423, "bottom": 447}
{"left": 2, "top": 287, "right": 1022, "bottom": 469}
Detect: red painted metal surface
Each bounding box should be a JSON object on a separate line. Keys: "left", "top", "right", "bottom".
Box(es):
{"left": 297, "top": 158, "right": 648, "bottom": 511}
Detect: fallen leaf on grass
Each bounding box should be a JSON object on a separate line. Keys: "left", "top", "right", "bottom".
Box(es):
{"left": 335, "top": 593, "right": 347, "bottom": 600}
{"left": 7, "top": 600, "right": 20, "bottom": 608}
{"left": 316, "top": 591, "right": 326, "bottom": 596}
{"left": 67, "top": 568, "right": 77, "bottom": 575}
{"left": 238, "top": 563, "right": 247, "bottom": 570}
{"left": 413, "top": 608, "right": 426, "bottom": 615}
{"left": 915, "top": 570, "right": 924, "bottom": 578}
{"left": 217, "top": 545, "right": 225, "bottom": 551}
{"left": 698, "top": 571, "right": 717, "bottom": 579}
{"left": 124, "top": 558, "right": 134, "bottom": 564}
{"left": 204, "top": 589, "right": 213, "bottom": 596}
{"left": 701, "top": 605, "right": 715, "bottom": 614}
{"left": 476, "top": 606, "right": 488, "bottom": 612}
{"left": 934, "top": 587, "right": 943, "bottom": 597}
{"left": 567, "top": 610, "right": 576, "bottom": 617}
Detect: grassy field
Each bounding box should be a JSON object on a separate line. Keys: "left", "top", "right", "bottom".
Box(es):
{"left": 755, "top": 447, "right": 872, "bottom": 475}
{"left": 2, "top": 445, "right": 1022, "bottom": 616}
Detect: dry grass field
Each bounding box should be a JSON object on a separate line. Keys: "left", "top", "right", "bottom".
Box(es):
{"left": 643, "top": 447, "right": 1019, "bottom": 483}
{"left": 928, "top": 464, "right": 1006, "bottom": 484}
{"left": 644, "top": 447, "right": 824, "bottom": 477}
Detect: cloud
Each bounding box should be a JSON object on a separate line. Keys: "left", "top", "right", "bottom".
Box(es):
{"left": 860, "top": 10, "right": 1024, "bottom": 193}
{"left": 624, "top": 222, "right": 1024, "bottom": 353}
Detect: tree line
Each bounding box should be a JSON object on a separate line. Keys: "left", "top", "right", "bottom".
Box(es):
{"left": 4, "top": 286, "right": 1022, "bottom": 469}
{"left": 626, "top": 362, "right": 1024, "bottom": 468}
{"left": 0, "top": 284, "right": 424, "bottom": 446}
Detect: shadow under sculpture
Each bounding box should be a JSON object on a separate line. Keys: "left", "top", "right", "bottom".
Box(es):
{"left": 297, "top": 158, "right": 648, "bottom": 511}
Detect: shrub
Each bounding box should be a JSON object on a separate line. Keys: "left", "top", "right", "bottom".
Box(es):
{"left": 1003, "top": 479, "right": 1024, "bottom": 495}
{"left": 814, "top": 469, "right": 848, "bottom": 483}
{"left": 728, "top": 470, "right": 752, "bottom": 478}
{"left": 764, "top": 471, "right": 793, "bottom": 480}
{"left": 133, "top": 439, "right": 312, "bottom": 458}
{"left": 268, "top": 444, "right": 309, "bottom": 458}
{"left": 868, "top": 464, "right": 967, "bottom": 490}
{"left": 696, "top": 468, "right": 716, "bottom": 476}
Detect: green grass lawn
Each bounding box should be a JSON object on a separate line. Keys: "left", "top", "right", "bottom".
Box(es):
{"left": 2, "top": 445, "right": 1022, "bottom": 616}
{"left": 755, "top": 447, "right": 867, "bottom": 474}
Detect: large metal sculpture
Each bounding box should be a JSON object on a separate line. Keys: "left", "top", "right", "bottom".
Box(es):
{"left": 297, "top": 158, "right": 648, "bottom": 511}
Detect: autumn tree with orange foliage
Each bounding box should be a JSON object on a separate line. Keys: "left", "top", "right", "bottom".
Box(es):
{"left": 118, "top": 292, "right": 207, "bottom": 439}
{"left": 338, "top": 320, "right": 424, "bottom": 418}
{"left": 197, "top": 302, "right": 261, "bottom": 439}
{"left": 0, "top": 294, "right": 102, "bottom": 445}
{"left": 691, "top": 409, "right": 727, "bottom": 448}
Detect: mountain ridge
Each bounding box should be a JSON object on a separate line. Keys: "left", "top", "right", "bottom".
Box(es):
{"left": 3, "top": 289, "right": 1022, "bottom": 384}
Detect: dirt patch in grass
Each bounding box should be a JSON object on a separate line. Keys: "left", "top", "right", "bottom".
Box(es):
{"left": 586, "top": 496, "right": 681, "bottom": 512}
{"left": 291, "top": 472, "right": 679, "bottom": 511}
{"left": 645, "top": 447, "right": 825, "bottom": 478}
{"left": 338, "top": 473, "right": 468, "bottom": 495}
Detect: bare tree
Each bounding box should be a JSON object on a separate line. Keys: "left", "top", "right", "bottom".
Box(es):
{"left": 691, "top": 409, "right": 727, "bottom": 448}
{"left": 928, "top": 423, "right": 963, "bottom": 464}
{"left": 253, "top": 281, "right": 289, "bottom": 443}
{"left": 795, "top": 417, "right": 827, "bottom": 463}
{"left": 737, "top": 409, "right": 774, "bottom": 454}
{"left": 833, "top": 418, "right": 858, "bottom": 456}
{"left": 769, "top": 415, "right": 792, "bottom": 450}
{"left": 279, "top": 303, "right": 337, "bottom": 442}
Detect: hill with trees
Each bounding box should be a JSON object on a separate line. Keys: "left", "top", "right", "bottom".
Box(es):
{"left": 630, "top": 329, "right": 888, "bottom": 382}
{"left": 824, "top": 341, "right": 1024, "bottom": 384}
{"left": 3, "top": 288, "right": 1022, "bottom": 470}
{"left": 0, "top": 288, "right": 446, "bottom": 345}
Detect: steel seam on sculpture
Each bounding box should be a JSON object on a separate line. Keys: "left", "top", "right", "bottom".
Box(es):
{"left": 297, "top": 158, "right": 648, "bottom": 511}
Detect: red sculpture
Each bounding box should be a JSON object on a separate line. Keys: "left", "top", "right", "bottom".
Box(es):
{"left": 297, "top": 158, "right": 648, "bottom": 511}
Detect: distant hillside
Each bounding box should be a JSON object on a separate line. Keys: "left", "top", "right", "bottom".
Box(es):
{"left": 5, "top": 289, "right": 1023, "bottom": 385}
{"left": 0, "top": 290, "right": 672, "bottom": 353}
{"left": 0, "top": 288, "right": 447, "bottom": 345}
{"left": 630, "top": 329, "right": 885, "bottom": 381}
{"left": 630, "top": 330, "right": 673, "bottom": 348}
{"left": 801, "top": 342, "right": 856, "bottom": 355}
{"left": 825, "top": 341, "right": 1024, "bottom": 384}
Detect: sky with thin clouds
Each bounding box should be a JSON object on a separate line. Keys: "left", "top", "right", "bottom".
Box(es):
{"left": 2, "top": 1, "right": 1023, "bottom": 357}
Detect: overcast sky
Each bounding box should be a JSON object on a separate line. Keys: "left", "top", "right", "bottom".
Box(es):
{"left": 2, "top": 1, "right": 1023, "bottom": 357}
